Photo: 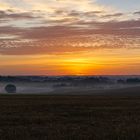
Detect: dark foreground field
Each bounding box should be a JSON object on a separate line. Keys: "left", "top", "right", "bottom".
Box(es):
{"left": 0, "top": 94, "right": 140, "bottom": 140}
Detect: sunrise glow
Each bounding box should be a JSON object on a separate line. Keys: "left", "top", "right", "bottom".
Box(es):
{"left": 0, "top": 0, "right": 140, "bottom": 75}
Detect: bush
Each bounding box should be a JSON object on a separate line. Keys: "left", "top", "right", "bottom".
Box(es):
{"left": 5, "top": 84, "right": 17, "bottom": 93}
{"left": 126, "top": 78, "right": 140, "bottom": 84}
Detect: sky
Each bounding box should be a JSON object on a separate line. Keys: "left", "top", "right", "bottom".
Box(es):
{"left": 0, "top": 0, "right": 140, "bottom": 75}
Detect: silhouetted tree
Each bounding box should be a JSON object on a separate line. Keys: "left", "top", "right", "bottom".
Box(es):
{"left": 117, "top": 79, "right": 125, "bottom": 84}
{"left": 5, "top": 84, "right": 16, "bottom": 93}
{"left": 126, "top": 78, "right": 140, "bottom": 84}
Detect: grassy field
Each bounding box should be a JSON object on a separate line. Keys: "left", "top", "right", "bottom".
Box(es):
{"left": 0, "top": 95, "right": 140, "bottom": 140}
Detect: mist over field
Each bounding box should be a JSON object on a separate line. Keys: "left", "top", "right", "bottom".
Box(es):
{"left": 0, "top": 76, "right": 140, "bottom": 95}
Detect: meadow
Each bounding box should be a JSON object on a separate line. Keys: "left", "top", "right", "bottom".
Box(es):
{"left": 0, "top": 93, "right": 140, "bottom": 140}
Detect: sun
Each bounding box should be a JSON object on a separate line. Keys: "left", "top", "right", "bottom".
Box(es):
{"left": 61, "top": 58, "right": 93, "bottom": 75}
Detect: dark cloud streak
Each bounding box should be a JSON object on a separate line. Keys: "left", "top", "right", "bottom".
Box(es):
{"left": 102, "top": 13, "right": 123, "bottom": 18}
{"left": 134, "top": 11, "right": 140, "bottom": 15}
{"left": 0, "top": 10, "right": 40, "bottom": 20}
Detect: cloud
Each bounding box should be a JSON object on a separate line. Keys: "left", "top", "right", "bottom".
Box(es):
{"left": 76, "top": 19, "right": 140, "bottom": 30}
{"left": 0, "top": 2, "right": 11, "bottom": 10}
{"left": 0, "top": 10, "right": 40, "bottom": 20}
{"left": 0, "top": 0, "right": 140, "bottom": 56}
{"left": 0, "top": 20, "right": 140, "bottom": 56}
{"left": 95, "top": 19, "right": 140, "bottom": 29}
{"left": 0, "top": 0, "right": 110, "bottom": 25}
{"left": 0, "top": 17, "right": 140, "bottom": 40}
{"left": 0, "top": 33, "right": 140, "bottom": 55}
{"left": 134, "top": 11, "right": 140, "bottom": 15}
{"left": 102, "top": 13, "right": 123, "bottom": 18}
{"left": 0, "top": 26, "right": 23, "bottom": 36}
{"left": 0, "top": 0, "right": 138, "bottom": 28}
{"left": 0, "top": 18, "right": 140, "bottom": 41}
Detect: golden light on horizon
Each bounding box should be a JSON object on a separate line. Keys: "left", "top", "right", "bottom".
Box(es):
{"left": 0, "top": 47, "right": 140, "bottom": 75}
{"left": 59, "top": 58, "right": 94, "bottom": 75}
